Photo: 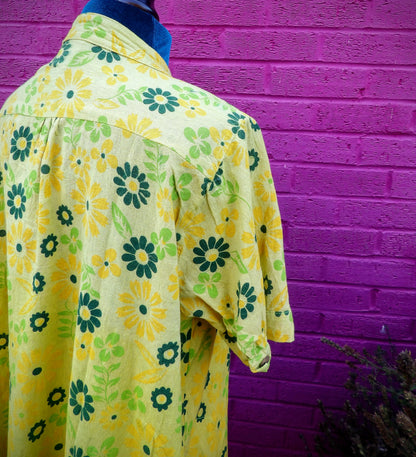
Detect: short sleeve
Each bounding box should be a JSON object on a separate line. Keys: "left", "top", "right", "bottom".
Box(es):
{"left": 176, "top": 114, "right": 294, "bottom": 373}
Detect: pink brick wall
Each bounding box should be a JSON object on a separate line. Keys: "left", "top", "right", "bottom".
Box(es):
{"left": 1, "top": 1, "right": 416, "bottom": 456}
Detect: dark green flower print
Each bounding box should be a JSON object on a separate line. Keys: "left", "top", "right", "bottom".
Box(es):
{"left": 263, "top": 275, "right": 273, "bottom": 296}
{"left": 70, "top": 379, "right": 94, "bottom": 421}
{"left": 181, "top": 328, "right": 191, "bottom": 364}
{"left": 227, "top": 112, "right": 246, "bottom": 140}
{"left": 201, "top": 163, "right": 223, "bottom": 196}
{"left": 7, "top": 183, "right": 26, "bottom": 220}
{"left": 70, "top": 447, "right": 89, "bottom": 457}
{"left": 196, "top": 403, "right": 207, "bottom": 423}
{"left": 77, "top": 292, "right": 102, "bottom": 333}
{"left": 56, "top": 204, "right": 73, "bottom": 226}
{"left": 193, "top": 236, "right": 230, "bottom": 273}
{"left": 40, "top": 234, "right": 58, "bottom": 257}
{"left": 11, "top": 126, "right": 33, "bottom": 161}
{"left": 0, "top": 333, "right": 8, "bottom": 350}
{"left": 122, "top": 236, "right": 158, "bottom": 279}
{"left": 91, "top": 45, "right": 120, "bottom": 63}
{"left": 143, "top": 88, "right": 179, "bottom": 114}
{"left": 50, "top": 41, "right": 71, "bottom": 67}
{"left": 157, "top": 342, "right": 179, "bottom": 367}
{"left": 223, "top": 330, "right": 237, "bottom": 344}
{"left": 182, "top": 395, "right": 188, "bottom": 415}
{"left": 30, "top": 311, "right": 49, "bottom": 333}
{"left": 47, "top": 387, "right": 66, "bottom": 407}
{"left": 32, "top": 272, "right": 46, "bottom": 294}
{"left": 28, "top": 419, "right": 46, "bottom": 442}
{"left": 221, "top": 446, "right": 228, "bottom": 457}
{"left": 236, "top": 281, "right": 257, "bottom": 320}
{"left": 248, "top": 149, "right": 260, "bottom": 172}
{"left": 151, "top": 387, "right": 173, "bottom": 412}
{"left": 114, "top": 163, "right": 150, "bottom": 209}
{"left": 250, "top": 118, "right": 260, "bottom": 131}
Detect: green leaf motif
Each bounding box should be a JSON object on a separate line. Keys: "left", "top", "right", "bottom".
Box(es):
{"left": 193, "top": 284, "right": 206, "bottom": 295}
{"left": 112, "top": 202, "right": 132, "bottom": 239}
{"left": 68, "top": 51, "right": 95, "bottom": 67}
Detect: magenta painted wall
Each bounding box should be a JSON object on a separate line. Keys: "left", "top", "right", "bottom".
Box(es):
{"left": 1, "top": 1, "right": 416, "bottom": 456}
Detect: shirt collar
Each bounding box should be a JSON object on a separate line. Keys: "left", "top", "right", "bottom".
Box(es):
{"left": 63, "top": 13, "right": 171, "bottom": 76}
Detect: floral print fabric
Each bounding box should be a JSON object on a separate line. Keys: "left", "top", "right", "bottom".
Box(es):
{"left": 0, "top": 13, "right": 294, "bottom": 457}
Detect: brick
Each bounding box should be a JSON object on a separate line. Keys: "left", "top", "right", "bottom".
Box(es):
{"left": 359, "top": 137, "right": 416, "bottom": 167}
{"left": 321, "top": 32, "right": 416, "bottom": 65}
{"left": 269, "top": 0, "right": 370, "bottom": 28}
{"left": 170, "top": 0, "right": 266, "bottom": 26}
{"left": 288, "top": 283, "right": 372, "bottom": 312}
{"left": 278, "top": 382, "right": 345, "bottom": 408}
{"left": 170, "top": 28, "right": 222, "bottom": 59}
{"left": 170, "top": 62, "right": 265, "bottom": 95}
{"left": 270, "top": 162, "right": 292, "bottom": 193}
{"left": 263, "top": 131, "right": 360, "bottom": 165}
{"left": 317, "top": 362, "right": 351, "bottom": 387}
{"left": 285, "top": 227, "right": 379, "bottom": 256}
{"left": 229, "top": 376, "right": 279, "bottom": 401}
{"left": 375, "top": 290, "right": 416, "bottom": 317}
{"left": 292, "top": 166, "right": 388, "bottom": 197}
{"left": 0, "top": 0, "right": 75, "bottom": 22}
{"left": 373, "top": 0, "right": 416, "bottom": 29}
{"left": 367, "top": 69, "right": 416, "bottom": 101}
{"left": 285, "top": 253, "right": 326, "bottom": 282}
{"left": 229, "top": 421, "right": 286, "bottom": 449}
{"left": 288, "top": 309, "right": 322, "bottom": 334}
{"left": 222, "top": 30, "right": 318, "bottom": 61}
{"left": 0, "top": 58, "right": 43, "bottom": 87}
{"left": 391, "top": 171, "right": 416, "bottom": 199}
{"left": 380, "top": 231, "right": 416, "bottom": 258}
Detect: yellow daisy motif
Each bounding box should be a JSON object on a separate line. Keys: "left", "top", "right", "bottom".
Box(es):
{"left": 241, "top": 219, "right": 260, "bottom": 270}
{"left": 177, "top": 211, "right": 206, "bottom": 249}
{"left": 168, "top": 268, "right": 184, "bottom": 300}
{"left": 49, "top": 68, "right": 92, "bottom": 117}
{"left": 74, "top": 333, "right": 95, "bottom": 361}
{"left": 51, "top": 254, "right": 82, "bottom": 306}
{"left": 118, "top": 280, "right": 166, "bottom": 342}
{"left": 69, "top": 147, "right": 91, "bottom": 177}
{"left": 39, "top": 143, "right": 64, "bottom": 198}
{"left": 92, "top": 248, "right": 121, "bottom": 278}
{"left": 215, "top": 207, "right": 239, "bottom": 238}
{"left": 253, "top": 170, "right": 278, "bottom": 202}
{"left": 156, "top": 187, "right": 174, "bottom": 223}
{"left": 178, "top": 99, "right": 206, "bottom": 118}
{"left": 71, "top": 173, "right": 109, "bottom": 237}
{"left": 37, "top": 65, "right": 51, "bottom": 93}
{"left": 91, "top": 139, "right": 117, "bottom": 172}
{"left": 254, "top": 206, "right": 282, "bottom": 254}
{"left": 102, "top": 64, "right": 128, "bottom": 85}
{"left": 100, "top": 402, "right": 130, "bottom": 431}
{"left": 125, "top": 419, "right": 174, "bottom": 457}
{"left": 16, "top": 347, "right": 56, "bottom": 395}
{"left": 209, "top": 127, "right": 233, "bottom": 159}
{"left": 34, "top": 95, "right": 51, "bottom": 117}
{"left": 115, "top": 114, "right": 161, "bottom": 139}
{"left": 136, "top": 63, "right": 169, "bottom": 80}
{"left": 7, "top": 221, "right": 36, "bottom": 274}
{"left": 36, "top": 203, "right": 50, "bottom": 235}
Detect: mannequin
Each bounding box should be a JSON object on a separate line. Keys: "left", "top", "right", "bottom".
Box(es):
{"left": 82, "top": 0, "right": 172, "bottom": 64}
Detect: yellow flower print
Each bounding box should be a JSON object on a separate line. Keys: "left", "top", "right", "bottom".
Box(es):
{"left": 136, "top": 63, "right": 169, "bottom": 80}
{"left": 168, "top": 268, "right": 184, "bottom": 300}
{"left": 50, "top": 68, "right": 92, "bottom": 117}
{"left": 36, "top": 203, "right": 49, "bottom": 235}
{"left": 177, "top": 211, "right": 205, "bottom": 249}
{"left": 228, "top": 141, "right": 248, "bottom": 168}
{"left": 115, "top": 114, "right": 161, "bottom": 139}
{"left": 51, "top": 254, "right": 82, "bottom": 306}
{"left": 16, "top": 347, "right": 56, "bottom": 394}
{"left": 91, "top": 139, "right": 117, "bottom": 173}
{"left": 241, "top": 219, "right": 260, "bottom": 270}
{"left": 34, "top": 95, "right": 51, "bottom": 117}
{"left": 118, "top": 280, "right": 166, "bottom": 342}
{"left": 253, "top": 170, "right": 278, "bottom": 202}
{"left": 156, "top": 187, "right": 174, "bottom": 223}
{"left": 125, "top": 419, "right": 174, "bottom": 457}
{"left": 75, "top": 333, "right": 95, "bottom": 361}
{"left": 178, "top": 99, "right": 206, "bottom": 118}
{"left": 92, "top": 248, "right": 121, "bottom": 279}
{"left": 8, "top": 221, "right": 36, "bottom": 274}
{"left": 254, "top": 206, "right": 282, "bottom": 254}
{"left": 71, "top": 174, "right": 109, "bottom": 237}
{"left": 209, "top": 127, "right": 233, "bottom": 159}
{"left": 39, "top": 143, "right": 64, "bottom": 198}
{"left": 11, "top": 397, "right": 38, "bottom": 431}
{"left": 69, "top": 147, "right": 91, "bottom": 178}
{"left": 102, "top": 64, "right": 128, "bottom": 85}
{"left": 37, "top": 65, "right": 51, "bottom": 93}
{"left": 100, "top": 402, "right": 129, "bottom": 431}
{"left": 218, "top": 294, "right": 235, "bottom": 320}
{"left": 215, "top": 207, "right": 239, "bottom": 238}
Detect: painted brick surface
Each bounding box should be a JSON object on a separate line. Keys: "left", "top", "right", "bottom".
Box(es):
{"left": 1, "top": 1, "right": 416, "bottom": 456}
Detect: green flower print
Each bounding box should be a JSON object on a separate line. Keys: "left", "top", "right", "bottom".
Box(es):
{"left": 263, "top": 275, "right": 273, "bottom": 296}
{"left": 91, "top": 45, "right": 120, "bottom": 63}
{"left": 201, "top": 164, "right": 223, "bottom": 196}
{"left": 157, "top": 342, "right": 179, "bottom": 367}
{"left": 82, "top": 16, "right": 106, "bottom": 39}
{"left": 40, "top": 234, "right": 58, "bottom": 257}
{"left": 61, "top": 227, "right": 83, "bottom": 254}
{"left": 184, "top": 127, "right": 211, "bottom": 158}
{"left": 143, "top": 88, "right": 179, "bottom": 114}
{"left": 227, "top": 112, "right": 246, "bottom": 140}
{"left": 0, "top": 333, "right": 8, "bottom": 350}
{"left": 11, "top": 126, "right": 33, "bottom": 161}
{"left": 85, "top": 116, "right": 111, "bottom": 143}
{"left": 196, "top": 403, "right": 207, "bottom": 423}
{"left": 236, "top": 281, "right": 256, "bottom": 320}
{"left": 7, "top": 183, "right": 26, "bottom": 219}
{"left": 29, "top": 311, "right": 49, "bottom": 332}
{"left": 32, "top": 272, "right": 46, "bottom": 294}
{"left": 94, "top": 332, "right": 124, "bottom": 362}
{"left": 56, "top": 204, "right": 73, "bottom": 226}
{"left": 50, "top": 41, "right": 71, "bottom": 67}
{"left": 28, "top": 419, "right": 46, "bottom": 442}
{"left": 122, "top": 236, "right": 158, "bottom": 279}
{"left": 70, "top": 379, "right": 94, "bottom": 421}
{"left": 193, "top": 236, "right": 230, "bottom": 273}
{"left": 77, "top": 292, "right": 102, "bottom": 333}
{"left": 47, "top": 387, "right": 66, "bottom": 407}
{"left": 151, "top": 387, "right": 173, "bottom": 412}
{"left": 114, "top": 162, "right": 150, "bottom": 209}
{"left": 248, "top": 149, "right": 260, "bottom": 172}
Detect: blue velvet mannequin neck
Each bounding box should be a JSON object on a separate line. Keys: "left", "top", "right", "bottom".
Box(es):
{"left": 82, "top": 0, "right": 172, "bottom": 65}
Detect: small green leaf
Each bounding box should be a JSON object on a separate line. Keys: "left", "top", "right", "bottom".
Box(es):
{"left": 101, "top": 437, "right": 115, "bottom": 451}
{"left": 193, "top": 284, "right": 206, "bottom": 295}
{"left": 68, "top": 51, "right": 95, "bottom": 67}
{"left": 121, "top": 390, "right": 132, "bottom": 400}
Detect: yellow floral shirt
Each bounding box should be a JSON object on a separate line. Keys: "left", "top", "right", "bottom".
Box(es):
{"left": 0, "top": 13, "right": 294, "bottom": 457}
